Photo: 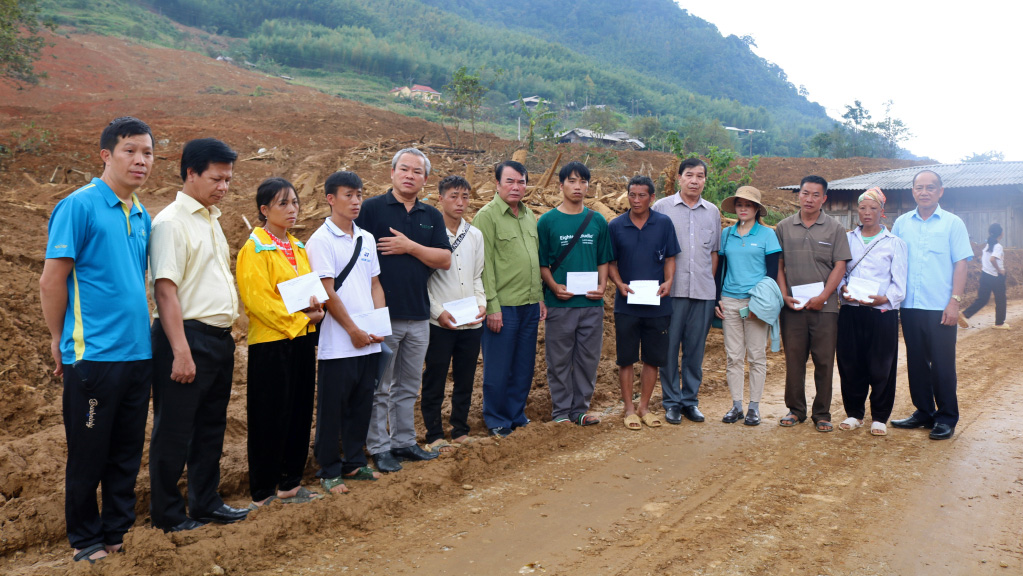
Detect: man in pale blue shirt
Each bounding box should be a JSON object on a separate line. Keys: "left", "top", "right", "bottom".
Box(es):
{"left": 890, "top": 170, "right": 972, "bottom": 440}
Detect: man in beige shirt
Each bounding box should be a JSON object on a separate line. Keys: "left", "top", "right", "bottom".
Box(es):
{"left": 148, "top": 138, "right": 249, "bottom": 532}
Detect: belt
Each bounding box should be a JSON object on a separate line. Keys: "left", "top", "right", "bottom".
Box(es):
{"left": 183, "top": 320, "right": 232, "bottom": 338}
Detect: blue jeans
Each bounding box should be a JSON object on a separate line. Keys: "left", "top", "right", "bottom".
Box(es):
{"left": 481, "top": 303, "right": 540, "bottom": 430}
{"left": 659, "top": 298, "right": 715, "bottom": 410}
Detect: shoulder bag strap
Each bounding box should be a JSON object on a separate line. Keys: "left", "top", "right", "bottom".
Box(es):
{"left": 334, "top": 235, "right": 364, "bottom": 292}
{"left": 549, "top": 208, "right": 595, "bottom": 275}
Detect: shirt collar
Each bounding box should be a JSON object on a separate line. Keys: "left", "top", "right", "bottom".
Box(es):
{"left": 493, "top": 193, "right": 526, "bottom": 218}
{"left": 852, "top": 225, "right": 892, "bottom": 240}
{"left": 324, "top": 217, "right": 361, "bottom": 239}
{"left": 671, "top": 193, "right": 710, "bottom": 210}
{"left": 175, "top": 191, "right": 221, "bottom": 219}
{"left": 623, "top": 209, "right": 658, "bottom": 229}
{"left": 729, "top": 220, "right": 763, "bottom": 237}
{"left": 94, "top": 178, "right": 143, "bottom": 214}
{"left": 910, "top": 204, "right": 946, "bottom": 221}
{"left": 385, "top": 188, "right": 424, "bottom": 212}
{"left": 789, "top": 210, "right": 827, "bottom": 227}
{"left": 446, "top": 218, "right": 468, "bottom": 238}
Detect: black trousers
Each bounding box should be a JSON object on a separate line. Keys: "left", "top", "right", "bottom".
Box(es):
{"left": 900, "top": 308, "right": 959, "bottom": 426}
{"left": 962, "top": 273, "right": 1007, "bottom": 325}
{"left": 246, "top": 334, "right": 316, "bottom": 501}
{"left": 314, "top": 354, "right": 378, "bottom": 478}
{"left": 421, "top": 324, "right": 482, "bottom": 443}
{"left": 836, "top": 306, "right": 898, "bottom": 423}
{"left": 149, "top": 319, "right": 234, "bottom": 528}
{"left": 63, "top": 359, "right": 151, "bottom": 549}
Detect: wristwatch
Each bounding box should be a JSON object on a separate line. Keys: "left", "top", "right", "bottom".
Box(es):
{"left": 951, "top": 294, "right": 963, "bottom": 303}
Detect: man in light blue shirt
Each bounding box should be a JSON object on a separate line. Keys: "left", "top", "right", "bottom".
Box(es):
{"left": 39, "top": 117, "right": 155, "bottom": 564}
{"left": 890, "top": 170, "right": 972, "bottom": 440}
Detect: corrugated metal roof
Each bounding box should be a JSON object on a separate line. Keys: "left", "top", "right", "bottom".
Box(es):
{"left": 778, "top": 161, "right": 1023, "bottom": 191}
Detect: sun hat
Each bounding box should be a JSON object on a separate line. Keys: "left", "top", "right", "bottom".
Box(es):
{"left": 720, "top": 185, "right": 765, "bottom": 216}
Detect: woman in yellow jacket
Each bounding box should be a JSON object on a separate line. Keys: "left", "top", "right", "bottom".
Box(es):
{"left": 237, "top": 177, "right": 324, "bottom": 508}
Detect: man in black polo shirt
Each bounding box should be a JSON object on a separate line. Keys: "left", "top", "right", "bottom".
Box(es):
{"left": 357, "top": 148, "right": 452, "bottom": 472}
{"left": 608, "top": 176, "right": 680, "bottom": 430}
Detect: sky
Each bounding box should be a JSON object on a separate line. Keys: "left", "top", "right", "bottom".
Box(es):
{"left": 676, "top": 1, "right": 1023, "bottom": 163}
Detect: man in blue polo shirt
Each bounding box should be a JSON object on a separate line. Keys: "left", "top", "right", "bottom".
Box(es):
{"left": 356, "top": 147, "right": 452, "bottom": 473}
{"left": 890, "top": 169, "right": 972, "bottom": 440}
{"left": 40, "top": 117, "right": 155, "bottom": 564}
{"left": 608, "top": 175, "right": 680, "bottom": 430}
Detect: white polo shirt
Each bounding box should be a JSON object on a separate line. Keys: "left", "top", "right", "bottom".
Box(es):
{"left": 306, "top": 218, "right": 381, "bottom": 359}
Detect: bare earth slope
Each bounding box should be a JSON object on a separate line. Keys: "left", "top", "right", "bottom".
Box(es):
{"left": 1, "top": 32, "right": 1019, "bottom": 575}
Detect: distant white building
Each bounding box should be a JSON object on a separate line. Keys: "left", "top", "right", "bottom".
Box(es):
{"left": 508, "top": 95, "right": 551, "bottom": 109}
{"left": 557, "top": 128, "right": 645, "bottom": 150}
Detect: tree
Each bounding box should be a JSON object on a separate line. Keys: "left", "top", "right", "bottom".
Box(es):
{"left": 842, "top": 99, "right": 871, "bottom": 156}
{"left": 1, "top": 0, "right": 52, "bottom": 85}
{"left": 442, "top": 64, "right": 501, "bottom": 149}
{"left": 520, "top": 97, "right": 557, "bottom": 153}
{"left": 867, "top": 100, "right": 910, "bottom": 159}
{"left": 961, "top": 150, "right": 1004, "bottom": 162}
{"left": 581, "top": 105, "right": 618, "bottom": 138}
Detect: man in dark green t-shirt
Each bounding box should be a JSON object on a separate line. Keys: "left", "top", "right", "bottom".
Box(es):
{"left": 538, "top": 162, "right": 614, "bottom": 426}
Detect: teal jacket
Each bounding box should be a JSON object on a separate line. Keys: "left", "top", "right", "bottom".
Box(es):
{"left": 748, "top": 277, "right": 783, "bottom": 352}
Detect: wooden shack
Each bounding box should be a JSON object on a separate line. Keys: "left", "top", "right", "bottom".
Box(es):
{"left": 779, "top": 162, "right": 1023, "bottom": 247}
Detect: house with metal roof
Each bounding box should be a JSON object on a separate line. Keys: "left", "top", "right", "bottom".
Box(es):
{"left": 779, "top": 161, "right": 1023, "bottom": 247}
{"left": 556, "top": 128, "right": 645, "bottom": 150}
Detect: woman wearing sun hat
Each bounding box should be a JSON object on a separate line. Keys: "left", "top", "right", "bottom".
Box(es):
{"left": 714, "top": 186, "right": 782, "bottom": 426}
{"left": 835, "top": 187, "right": 907, "bottom": 437}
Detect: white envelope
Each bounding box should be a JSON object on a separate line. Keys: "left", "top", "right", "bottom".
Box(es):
{"left": 350, "top": 307, "right": 392, "bottom": 337}
{"left": 443, "top": 296, "right": 483, "bottom": 326}
{"left": 846, "top": 277, "right": 881, "bottom": 303}
{"left": 791, "top": 282, "right": 825, "bottom": 309}
{"left": 626, "top": 280, "right": 661, "bottom": 306}
{"left": 277, "top": 272, "right": 330, "bottom": 314}
{"left": 565, "top": 271, "right": 598, "bottom": 295}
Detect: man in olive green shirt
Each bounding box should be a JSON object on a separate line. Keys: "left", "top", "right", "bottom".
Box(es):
{"left": 472, "top": 160, "right": 547, "bottom": 437}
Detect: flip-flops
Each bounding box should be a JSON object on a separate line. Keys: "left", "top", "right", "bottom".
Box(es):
{"left": 815, "top": 420, "right": 834, "bottom": 432}
{"left": 247, "top": 494, "right": 278, "bottom": 510}
{"left": 624, "top": 413, "right": 642, "bottom": 430}
{"left": 425, "top": 438, "right": 456, "bottom": 453}
{"left": 839, "top": 417, "right": 863, "bottom": 430}
{"left": 320, "top": 476, "right": 349, "bottom": 495}
{"left": 343, "top": 466, "right": 380, "bottom": 481}
{"left": 779, "top": 412, "right": 805, "bottom": 427}
{"left": 73, "top": 543, "right": 106, "bottom": 564}
{"left": 279, "top": 486, "right": 322, "bottom": 503}
{"left": 576, "top": 414, "right": 600, "bottom": 426}
{"left": 641, "top": 412, "right": 663, "bottom": 428}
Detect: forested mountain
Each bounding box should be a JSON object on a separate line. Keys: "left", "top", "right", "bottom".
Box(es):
{"left": 47, "top": 0, "right": 838, "bottom": 156}
{"left": 419, "top": 0, "right": 824, "bottom": 117}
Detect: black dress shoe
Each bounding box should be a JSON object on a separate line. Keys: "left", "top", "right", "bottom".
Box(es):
{"left": 681, "top": 406, "right": 705, "bottom": 422}
{"left": 891, "top": 413, "right": 934, "bottom": 429}
{"left": 194, "top": 504, "right": 249, "bottom": 525}
{"left": 743, "top": 408, "right": 761, "bottom": 426}
{"left": 489, "top": 427, "right": 512, "bottom": 438}
{"left": 665, "top": 407, "right": 682, "bottom": 425}
{"left": 161, "top": 518, "right": 206, "bottom": 533}
{"left": 929, "top": 423, "right": 955, "bottom": 440}
{"left": 722, "top": 406, "right": 744, "bottom": 423}
{"left": 391, "top": 444, "right": 439, "bottom": 461}
{"left": 372, "top": 451, "right": 402, "bottom": 473}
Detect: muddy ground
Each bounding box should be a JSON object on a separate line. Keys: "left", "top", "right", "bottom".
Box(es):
{"left": 2, "top": 31, "right": 1021, "bottom": 575}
